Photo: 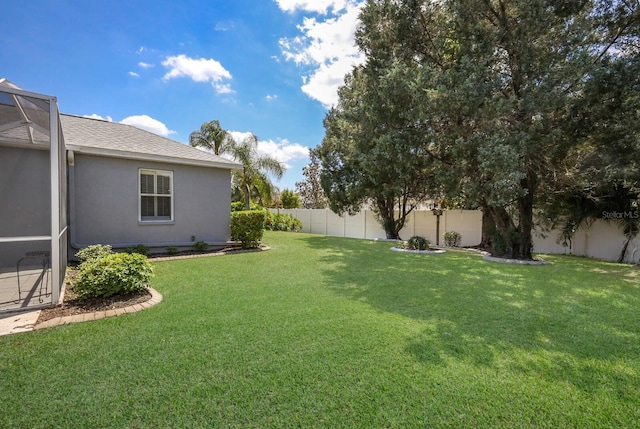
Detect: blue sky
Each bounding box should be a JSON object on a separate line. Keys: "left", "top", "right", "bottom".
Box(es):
{"left": 0, "top": 0, "right": 365, "bottom": 190}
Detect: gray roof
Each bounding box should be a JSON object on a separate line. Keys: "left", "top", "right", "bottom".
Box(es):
{"left": 61, "top": 114, "right": 240, "bottom": 170}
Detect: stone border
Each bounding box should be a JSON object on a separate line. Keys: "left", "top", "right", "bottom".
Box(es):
{"left": 34, "top": 287, "right": 163, "bottom": 330}
{"left": 482, "top": 254, "right": 550, "bottom": 265}
{"left": 391, "top": 247, "right": 446, "bottom": 255}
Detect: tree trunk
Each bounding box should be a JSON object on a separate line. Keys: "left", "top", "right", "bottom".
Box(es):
{"left": 479, "top": 204, "right": 493, "bottom": 249}
{"left": 618, "top": 238, "right": 630, "bottom": 263}
{"left": 515, "top": 172, "right": 537, "bottom": 260}
{"left": 375, "top": 196, "right": 403, "bottom": 240}
{"left": 485, "top": 205, "right": 518, "bottom": 258}
{"left": 516, "top": 192, "right": 534, "bottom": 260}
{"left": 244, "top": 185, "right": 251, "bottom": 210}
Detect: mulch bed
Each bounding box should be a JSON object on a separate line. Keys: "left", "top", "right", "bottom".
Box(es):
{"left": 37, "top": 281, "right": 151, "bottom": 323}
{"left": 36, "top": 245, "right": 268, "bottom": 324}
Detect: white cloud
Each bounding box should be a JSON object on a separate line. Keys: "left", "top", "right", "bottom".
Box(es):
{"left": 275, "top": 0, "right": 349, "bottom": 14}
{"left": 84, "top": 114, "right": 113, "bottom": 122}
{"left": 138, "top": 62, "right": 154, "bottom": 69}
{"left": 228, "top": 131, "right": 309, "bottom": 169}
{"left": 162, "top": 54, "right": 233, "bottom": 94}
{"left": 120, "top": 115, "right": 176, "bottom": 137}
{"left": 129, "top": 71, "right": 140, "bottom": 77}
{"left": 257, "top": 138, "right": 309, "bottom": 168}
{"left": 266, "top": 94, "right": 278, "bottom": 101}
{"left": 215, "top": 83, "right": 234, "bottom": 94}
{"left": 215, "top": 20, "right": 235, "bottom": 31}
{"left": 228, "top": 131, "right": 254, "bottom": 146}
{"left": 278, "top": 1, "right": 365, "bottom": 108}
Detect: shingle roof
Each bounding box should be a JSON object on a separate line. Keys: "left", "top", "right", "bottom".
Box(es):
{"left": 61, "top": 114, "right": 240, "bottom": 170}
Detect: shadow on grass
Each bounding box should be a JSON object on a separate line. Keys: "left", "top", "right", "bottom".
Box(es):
{"left": 302, "top": 235, "right": 640, "bottom": 397}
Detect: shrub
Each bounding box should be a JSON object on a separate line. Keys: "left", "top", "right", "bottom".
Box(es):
{"left": 166, "top": 246, "right": 179, "bottom": 255}
{"left": 125, "top": 244, "right": 150, "bottom": 256}
{"left": 193, "top": 240, "right": 208, "bottom": 252}
{"left": 75, "top": 244, "right": 113, "bottom": 262}
{"left": 231, "top": 202, "right": 264, "bottom": 212}
{"left": 444, "top": 231, "right": 462, "bottom": 247}
{"left": 230, "top": 210, "right": 266, "bottom": 248}
{"left": 74, "top": 252, "right": 153, "bottom": 300}
{"left": 406, "top": 236, "right": 430, "bottom": 250}
{"left": 265, "top": 212, "right": 302, "bottom": 232}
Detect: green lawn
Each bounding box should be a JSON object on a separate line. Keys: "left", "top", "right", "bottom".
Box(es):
{"left": 1, "top": 232, "right": 639, "bottom": 428}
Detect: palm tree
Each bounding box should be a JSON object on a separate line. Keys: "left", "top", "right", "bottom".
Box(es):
{"left": 229, "top": 133, "right": 285, "bottom": 210}
{"left": 189, "top": 120, "right": 232, "bottom": 156}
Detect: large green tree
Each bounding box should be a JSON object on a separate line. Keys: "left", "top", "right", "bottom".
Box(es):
{"left": 316, "top": 48, "right": 437, "bottom": 239}
{"left": 358, "top": 0, "right": 640, "bottom": 258}
{"left": 540, "top": 53, "right": 640, "bottom": 261}
{"left": 189, "top": 120, "right": 232, "bottom": 156}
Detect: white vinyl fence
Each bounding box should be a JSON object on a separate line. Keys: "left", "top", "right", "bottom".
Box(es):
{"left": 275, "top": 208, "right": 640, "bottom": 263}
{"left": 275, "top": 209, "right": 482, "bottom": 247}
{"left": 533, "top": 219, "right": 640, "bottom": 264}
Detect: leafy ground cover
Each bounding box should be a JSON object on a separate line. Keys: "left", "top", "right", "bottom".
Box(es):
{"left": 1, "top": 232, "right": 639, "bottom": 428}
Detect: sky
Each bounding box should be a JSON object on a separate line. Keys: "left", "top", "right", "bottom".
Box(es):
{"left": 0, "top": 0, "right": 366, "bottom": 190}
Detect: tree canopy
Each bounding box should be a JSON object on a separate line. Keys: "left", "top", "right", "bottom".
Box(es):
{"left": 317, "top": 0, "right": 640, "bottom": 257}
{"left": 229, "top": 133, "right": 285, "bottom": 210}
{"left": 316, "top": 29, "right": 437, "bottom": 239}
{"left": 189, "top": 120, "right": 232, "bottom": 156}
{"left": 190, "top": 120, "right": 286, "bottom": 210}
{"left": 295, "top": 152, "right": 329, "bottom": 209}
{"left": 280, "top": 189, "right": 302, "bottom": 209}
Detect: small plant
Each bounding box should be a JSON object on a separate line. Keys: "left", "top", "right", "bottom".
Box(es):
{"left": 405, "top": 236, "right": 430, "bottom": 251}
{"left": 74, "top": 252, "right": 153, "bottom": 300}
{"left": 192, "top": 240, "right": 208, "bottom": 252}
{"left": 75, "top": 244, "right": 113, "bottom": 262}
{"left": 125, "top": 244, "right": 150, "bottom": 256}
{"left": 166, "top": 246, "right": 179, "bottom": 255}
{"left": 444, "top": 231, "right": 462, "bottom": 247}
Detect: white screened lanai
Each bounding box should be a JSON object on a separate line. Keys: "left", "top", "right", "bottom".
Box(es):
{"left": 0, "top": 79, "right": 68, "bottom": 312}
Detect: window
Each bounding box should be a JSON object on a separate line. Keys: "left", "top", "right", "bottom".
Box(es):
{"left": 139, "top": 169, "right": 173, "bottom": 222}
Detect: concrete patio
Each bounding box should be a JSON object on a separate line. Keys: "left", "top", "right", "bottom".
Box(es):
{"left": 0, "top": 265, "right": 52, "bottom": 313}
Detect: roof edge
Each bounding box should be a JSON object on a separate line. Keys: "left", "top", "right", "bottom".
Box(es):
{"left": 67, "top": 145, "right": 241, "bottom": 170}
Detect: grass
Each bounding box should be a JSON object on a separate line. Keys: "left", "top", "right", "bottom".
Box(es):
{"left": 1, "top": 231, "right": 639, "bottom": 428}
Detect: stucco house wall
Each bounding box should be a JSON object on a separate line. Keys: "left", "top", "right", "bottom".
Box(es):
{"left": 69, "top": 153, "right": 232, "bottom": 251}
{"left": 60, "top": 113, "right": 240, "bottom": 256}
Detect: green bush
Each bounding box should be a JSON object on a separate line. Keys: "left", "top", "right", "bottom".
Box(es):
{"left": 166, "top": 246, "right": 179, "bottom": 255}
{"left": 265, "top": 212, "right": 302, "bottom": 232}
{"left": 125, "top": 244, "right": 150, "bottom": 256}
{"left": 193, "top": 240, "right": 208, "bottom": 252}
{"left": 74, "top": 252, "right": 153, "bottom": 300}
{"left": 230, "top": 210, "right": 266, "bottom": 248}
{"left": 75, "top": 244, "right": 113, "bottom": 262}
{"left": 231, "top": 202, "right": 264, "bottom": 212}
{"left": 406, "top": 236, "right": 430, "bottom": 250}
{"left": 444, "top": 231, "right": 462, "bottom": 247}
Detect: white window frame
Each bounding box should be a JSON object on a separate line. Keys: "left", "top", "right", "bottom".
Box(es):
{"left": 139, "top": 168, "right": 174, "bottom": 223}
